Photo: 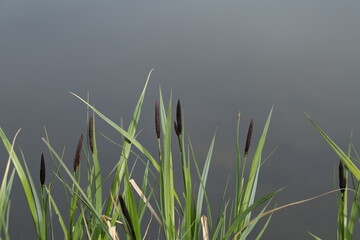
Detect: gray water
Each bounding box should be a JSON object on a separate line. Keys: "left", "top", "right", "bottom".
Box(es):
{"left": 1, "top": 0, "right": 360, "bottom": 239}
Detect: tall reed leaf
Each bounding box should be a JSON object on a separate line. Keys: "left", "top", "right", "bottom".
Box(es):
{"left": 306, "top": 113, "right": 360, "bottom": 181}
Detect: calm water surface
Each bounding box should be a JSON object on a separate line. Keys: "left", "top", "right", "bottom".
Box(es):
{"left": 1, "top": 1, "right": 360, "bottom": 239}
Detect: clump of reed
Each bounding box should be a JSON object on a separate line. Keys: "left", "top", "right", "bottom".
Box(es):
{"left": 0, "top": 70, "right": 280, "bottom": 239}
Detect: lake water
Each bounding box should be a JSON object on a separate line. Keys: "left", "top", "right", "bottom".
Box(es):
{"left": 1, "top": 1, "right": 360, "bottom": 239}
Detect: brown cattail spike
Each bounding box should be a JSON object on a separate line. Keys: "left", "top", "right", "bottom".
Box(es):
{"left": 175, "top": 99, "right": 182, "bottom": 136}
{"left": 339, "top": 160, "right": 346, "bottom": 194}
{"left": 73, "top": 134, "right": 83, "bottom": 173}
{"left": 244, "top": 119, "right": 254, "bottom": 156}
{"left": 40, "top": 153, "right": 46, "bottom": 186}
{"left": 89, "top": 116, "right": 94, "bottom": 153}
{"left": 119, "top": 195, "right": 136, "bottom": 240}
{"left": 155, "top": 101, "right": 161, "bottom": 139}
{"left": 174, "top": 121, "right": 179, "bottom": 137}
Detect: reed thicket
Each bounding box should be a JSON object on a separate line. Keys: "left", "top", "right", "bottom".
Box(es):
{"left": 1, "top": 71, "right": 359, "bottom": 239}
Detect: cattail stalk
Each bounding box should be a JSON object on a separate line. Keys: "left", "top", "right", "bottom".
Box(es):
{"left": 244, "top": 119, "right": 254, "bottom": 156}
{"left": 119, "top": 195, "right": 136, "bottom": 240}
{"left": 73, "top": 134, "right": 83, "bottom": 173}
{"left": 88, "top": 116, "right": 94, "bottom": 154}
{"left": 40, "top": 153, "right": 46, "bottom": 186}
{"left": 339, "top": 160, "right": 346, "bottom": 194}
{"left": 155, "top": 101, "right": 161, "bottom": 139}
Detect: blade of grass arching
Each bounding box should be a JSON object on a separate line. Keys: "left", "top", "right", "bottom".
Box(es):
{"left": 162, "top": 95, "right": 175, "bottom": 239}
{"left": 224, "top": 188, "right": 281, "bottom": 240}
{"left": 308, "top": 232, "right": 323, "bottom": 240}
{"left": 306, "top": 113, "right": 360, "bottom": 181}
{"left": 42, "top": 138, "right": 113, "bottom": 239}
{"left": 46, "top": 186, "right": 68, "bottom": 238}
{"left": 70, "top": 93, "right": 159, "bottom": 171}
{"left": 0, "top": 129, "right": 45, "bottom": 238}
{"left": 240, "top": 107, "right": 273, "bottom": 227}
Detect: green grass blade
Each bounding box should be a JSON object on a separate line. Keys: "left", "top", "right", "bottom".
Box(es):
{"left": 308, "top": 232, "right": 323, "bottom": 240}
{"left": 0, "top": 129, "right": 45, "bottom": 238}
{"left": 161, "top": 94, "right": 175, "bottom": 239}
{"left": 235, "top": 113, "right": 242, "bottom": 216}
{"left": 19, "top": 149, "right": 46, "bottom": 239}
{"left": 191, "top": 133, "right": 216, "bottom": 239}
{"left": 238, "top": 201, "right": 271, "bottom": 240}
{"left": 254, "top": 208, "right": 274, "bottom": 240}
{"left": 46, "top": 186, "right": 68, "bottom": 238}
{"left": 306, "top": 113, "right": 360, "bottom": 181}
{"left": 196, "top": 132, "right": 216, "bottom": 218}
{"left": 70, "top": 96, "right": 159, "bottom": 174}
{"left": 346, "top": 183, "right": 360, "bottom": 239}
{"left": 240, "top": 107, "right": 273, "bottom": 228}
{"left": 89, "top": 115, "right": 103, "bottom": 214}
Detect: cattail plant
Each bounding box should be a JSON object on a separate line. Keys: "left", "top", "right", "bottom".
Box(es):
{"left": 339, "top": 160, "right": 346, "bottom": 195}
{"left": 244, "top": 119, "right": 254, "bottom": 156}
{"left": 40, "top": 153, "right": 46, "bottom": 186}
{"left": 73, "top": 134, "right": 83, "bottom": 173}
{"left": 88, "top": 116, "right": 94, "bottom": 154}
{"left": 174, "top": 99, "right": 182, "bottom": 137}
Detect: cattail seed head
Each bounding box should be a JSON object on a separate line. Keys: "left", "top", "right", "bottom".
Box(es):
{"left": 40, "top": 153, "right": 46, "bottom": 186}
{"left": 73, "top": 134, "right": 83, "bottom": 173}
{"left": 174, "top": 121, "right": 179, "bottom": 137}
{"left": 174, "top": 99, "right": 182, "bottom": 137}
{"left": 339, "top": 160, "right": 346, "bottom": 194}
{"left": 88, "top": 116, "right": 94, "bottom": 153}
{"left": 155, "top": 101, "right": 161, "bottom": 139}
{"left": 119, "top": 194, "right": 136, "bottom": 239}
{"left": 244, "top": 119, "right": 254, "bottom": 156}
